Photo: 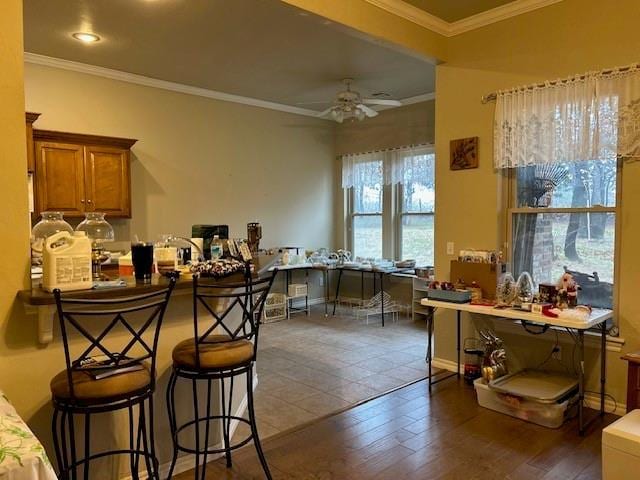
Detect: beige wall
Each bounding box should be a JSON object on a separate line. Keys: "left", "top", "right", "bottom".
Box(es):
{"left": 0, "top": 0, "right": 33, "bottom": 439}
{"left": 434, "top": 0, "right": 640, "bottom": 406}
{"left": 24, "top": 63, "right": 336, "bottom": 251}
{"left": 334, "top": 100, "right": 435, "bottom": 156}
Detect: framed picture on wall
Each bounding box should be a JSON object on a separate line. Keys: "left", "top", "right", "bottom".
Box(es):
{"left": 450, "top": 137, "right": 479, "bottom": 170}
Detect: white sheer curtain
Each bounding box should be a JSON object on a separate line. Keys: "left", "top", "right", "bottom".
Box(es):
{"left": 494, "top": 64, "right": 640, "bottom": 169}
{"left": 341, "top": 144, "right": 435, "bottom": 188}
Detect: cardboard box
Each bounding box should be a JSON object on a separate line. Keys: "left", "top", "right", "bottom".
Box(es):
{"left": 449, "top": 260, "right": 506, "bottom": 300}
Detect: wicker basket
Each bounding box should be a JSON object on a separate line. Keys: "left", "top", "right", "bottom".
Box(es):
{"left": 263, "top": 293, "right": 287, "bottom": 323}
{"left": 287, "top": 283, "right": 308, "bottom": 298}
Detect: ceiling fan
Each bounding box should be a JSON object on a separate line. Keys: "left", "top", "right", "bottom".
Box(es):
{"left": 305, "top": 78, "right": 402, "bottom": 123}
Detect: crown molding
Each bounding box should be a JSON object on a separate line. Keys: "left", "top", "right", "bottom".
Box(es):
{"left": 449, "top": 0, "right": 564, "bottom": 35}
{"left": 25, "top": 52, "right": 433, "bottom": 119}
{"left": 364, "top": 0, "right": 451, "bottom": 36}
{"left": 24, "top": 52, "right": 321, "bottom": 119}
{"left": 364, "top": 0, "right": 563, "bottom": 37}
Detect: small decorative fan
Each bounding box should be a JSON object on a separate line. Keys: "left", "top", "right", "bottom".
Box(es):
{"left": 526, "top": 164, "right": 569, "bottom": 207}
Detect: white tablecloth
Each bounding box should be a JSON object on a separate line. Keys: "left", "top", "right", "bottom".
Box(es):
{"left": 0, "top": 391, "right": 57, "bottom": 480}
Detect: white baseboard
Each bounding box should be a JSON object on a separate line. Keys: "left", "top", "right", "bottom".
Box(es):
{"left": 432, "top": 356, "right": 626, "bottom": 417}
{"left": 431, "top": 357, "right": 464, "bottom": 374}
{"left": 120, "top": 377, "right": 257, "bottom": 480}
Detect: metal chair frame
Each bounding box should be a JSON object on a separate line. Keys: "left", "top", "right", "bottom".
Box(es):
{"left": 166, "top": 267, "right": 276, "bottom": 480}
{"left": 52, "top": 280, "right": 175, "bottom": 480}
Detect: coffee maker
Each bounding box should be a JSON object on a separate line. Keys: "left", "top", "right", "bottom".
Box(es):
{"left": 247, "top": 222, "right": 262, "bottom": 255}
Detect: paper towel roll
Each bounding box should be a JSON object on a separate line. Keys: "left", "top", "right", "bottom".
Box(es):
{"left": 190, "top": 237, "right": 204, "bottom": 261}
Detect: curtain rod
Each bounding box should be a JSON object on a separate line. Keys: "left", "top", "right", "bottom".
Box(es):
{"left": 340, "top": 142, "right": 434, "bottom": 158}
{"left": 481, "top": 62, "right": 640, "bottom": 104}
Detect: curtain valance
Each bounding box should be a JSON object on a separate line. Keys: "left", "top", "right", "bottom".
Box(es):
{"left": 494, "top": 64, "right": 640, "bottom": 169}
{"left": 341, "top": 144, "right": 434, "bottom": 189}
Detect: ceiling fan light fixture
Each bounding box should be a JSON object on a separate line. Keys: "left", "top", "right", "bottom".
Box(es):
{"left": 355, "top": 107, "right": 366, "bottom": 121}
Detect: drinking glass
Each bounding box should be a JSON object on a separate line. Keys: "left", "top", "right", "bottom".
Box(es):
{"left": 131, "top": 242, "right": 154, "bottom": 282}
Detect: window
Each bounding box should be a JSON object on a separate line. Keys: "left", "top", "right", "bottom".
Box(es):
{"left": 398, "top": 152, "right": 435, "bottom": 266}
{"left": 343, "top": 145, "right": 435, "bottom": 264}
{"left": 351, "top": 160, "right": 383, "bottom": 259}
{"left": 507, "top": 158, "right": 619, "bottom": 309}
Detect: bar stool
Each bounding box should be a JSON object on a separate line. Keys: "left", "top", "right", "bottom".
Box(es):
{"left": 165, "top": 268, "right": 276, "bottom": 479}
{"left": 51, "top": 280, "right": 175, "bottom": 480}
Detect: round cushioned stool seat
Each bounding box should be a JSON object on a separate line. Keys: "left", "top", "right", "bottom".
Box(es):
{"left": 50, "top": 364, "right": 151, "bottom": 405}
{"left": 172, "top": 335, "right": 254, "bottom": 370}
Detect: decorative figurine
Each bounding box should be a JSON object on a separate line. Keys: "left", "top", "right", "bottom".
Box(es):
{"left": 496, "top": 272, "right": 517, "bottom": 306}
{"left": 556, "top": 272, "right": 580, "bottom": 309}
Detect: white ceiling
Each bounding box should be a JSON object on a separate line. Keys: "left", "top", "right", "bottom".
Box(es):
{"left": 23, "top": 0, "right": 436, "bottom": 114}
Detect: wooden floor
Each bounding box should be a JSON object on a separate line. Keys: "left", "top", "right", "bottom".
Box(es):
{"left": 175, "top": 378, "right": 615, "bottom": 480}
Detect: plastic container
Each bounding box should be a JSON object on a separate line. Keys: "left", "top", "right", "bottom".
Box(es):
{"left": 42, "top": 231, "right": 93, "bottom": 292}
{"left": 263, "top": 293, "right": 287, "bottom": 323}
{"left": 474, "top": 376, "right": 577, "bottom": 429}
{"left": 287, "top": 283, "right": 308, "bottom": 298}
{"left": 427, "top": 288, "right": 471, "bottom": 303}
{"left": 118, "top": 252, "right": 134, "bottom": 276}
{"left": 31, "top": 211, "right": 74, "bottom": 266}
{"left": 603, "top": 409, "right": 640, "bottom": 480}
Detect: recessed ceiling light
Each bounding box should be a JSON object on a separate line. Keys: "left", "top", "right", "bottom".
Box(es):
{"left": 72, "top": 32, "right": 100, "bottom": 43}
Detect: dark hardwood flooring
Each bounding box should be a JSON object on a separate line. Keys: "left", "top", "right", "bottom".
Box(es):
{"left": 174, "top": 378, "right": 615, "bottom": 480}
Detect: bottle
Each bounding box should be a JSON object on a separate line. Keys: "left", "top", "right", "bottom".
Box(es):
{"left": 42, "top": 231, "right": 92, "bottom": 292}
{"left": 31, "top": 211, "right": 74, "bottom": 267}
{"left": 210, "top": 235, "right": 223, "bottom": 260}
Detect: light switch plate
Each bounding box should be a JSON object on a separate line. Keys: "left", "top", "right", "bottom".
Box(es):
{"left": 446, "top": 242, "right": 454, "bottom": 255}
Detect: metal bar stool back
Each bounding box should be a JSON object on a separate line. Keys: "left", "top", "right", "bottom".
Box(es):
{"left": 51, "top": 280, "right": 175, "bottom": 480}
{"left": 166, "top": 266, "right": 276, "bottom": 479}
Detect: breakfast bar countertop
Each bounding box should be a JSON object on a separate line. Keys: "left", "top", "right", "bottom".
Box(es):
{"left": 18, "top": 254, "right": 280, "bottom": 307}
{"left": 18, "top": 273, "right": 195, "bottom": 306}
{"left": 17, "top": 255, "right": 280, "bottom": 344}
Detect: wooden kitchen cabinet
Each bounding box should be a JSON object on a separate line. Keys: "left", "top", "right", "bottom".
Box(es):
{"left": 33, "top": 130, "right": 137, "bottom": 218}
{"left": 25, "top": 112, "right": 41, "bottom": 172}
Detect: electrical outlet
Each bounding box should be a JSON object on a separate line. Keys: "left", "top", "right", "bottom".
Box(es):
{"left": 552, "top": 345, "right": 562, "bottom": 361}
{"left": 446, "top": 242, "right": 455, "bottom": 255}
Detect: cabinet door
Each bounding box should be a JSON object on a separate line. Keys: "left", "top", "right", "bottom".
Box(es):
{"left": 35, "top": 141, "right": 86, "bottom": 216}
{"left": 84, "top": 145, "right": 131, "bottom": 217}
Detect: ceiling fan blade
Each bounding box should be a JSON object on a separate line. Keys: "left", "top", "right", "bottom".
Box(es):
{"left": 362, "top": 98, "right": 402, "bottom": 106}
{"left": 296, "top": 101, "right": 333, "bottom": 105}
{"left": 316, "top": 107, "right": 335, "bottom": 117}
{"left": 357, "top": 104, "right": 379, "bottom": 117}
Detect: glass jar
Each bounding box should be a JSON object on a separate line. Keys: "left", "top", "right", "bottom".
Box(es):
{"left": 76, "top": 213, "right": 115, "bottom": 280}
{"left": 76, "top": 212, "right": 115, "bottom": 245}
{"left": 31, "top": 212, "right": 74, "bottom": 266}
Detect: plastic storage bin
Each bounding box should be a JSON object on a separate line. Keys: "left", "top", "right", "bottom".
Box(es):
{"left": 427, "top": 288, "right": 471, "bottom": 303}
{"left": 287, "top": 283, "right": 308, "bottom": 298}
{"left": 263, "top": 293, "right": 287, "bottom": 323}
{"left": 474, "top": 374, "right": 577, "bottom": 428}
{"left": 602, "top": 409, "right": 640, "bottom": 480}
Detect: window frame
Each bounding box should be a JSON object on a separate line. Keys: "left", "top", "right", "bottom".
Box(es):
{"left": 344, "top": 147, "right": 435, "bottom": 263}
{"left": 502, "top": 160, "right": 623, "bottom": 321}
{"left": 347, "top": 186, "right": 384, "bottom": 259}
{"left": 394, "top": 182, "right": 435, "bottom": 265}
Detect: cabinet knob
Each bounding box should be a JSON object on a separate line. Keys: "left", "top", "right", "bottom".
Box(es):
{"left": 80, "top": 199, "right": 85, "bottom": 203}
{"left": 87, "top": 199, "right": 92, "bottom": 204}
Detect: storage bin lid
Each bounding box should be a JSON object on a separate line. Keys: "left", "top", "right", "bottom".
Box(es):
{"left": 488, "top": 370, "right": 578, "bottom": 403}
{"left": 603, "top": 409, "right": 640, "bottom": 457}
